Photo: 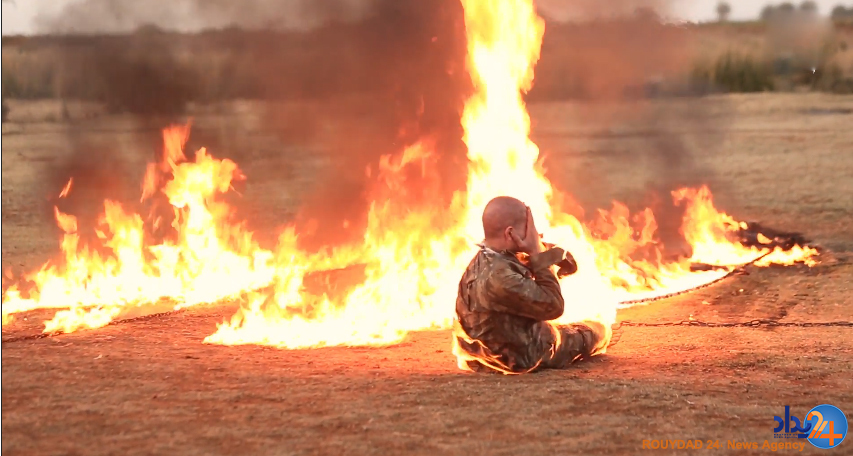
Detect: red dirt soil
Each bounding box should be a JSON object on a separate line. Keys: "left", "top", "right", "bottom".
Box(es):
{"left": 3, "top": 94, "right": 853, "bottom": 455}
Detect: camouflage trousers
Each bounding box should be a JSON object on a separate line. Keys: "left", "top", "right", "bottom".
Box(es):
{"left": 540, "top": 323, "right": 602, "bottom": 369}
{"left": 463, "top": 322, "right": 603, "bottom": 374}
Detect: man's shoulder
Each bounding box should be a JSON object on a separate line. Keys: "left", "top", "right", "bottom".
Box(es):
{"left": 467, "top": 249, "right": 527, "bottom": 280}
{"left": 473, "top": 247, "right": 518, "bottom": 265}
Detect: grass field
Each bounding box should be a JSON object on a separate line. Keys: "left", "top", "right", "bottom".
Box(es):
{"left": 3, "top": 19, "right": 853, "bottom": 106}
{"left": 2, "top": 93, "right": 853, "bottom": 455}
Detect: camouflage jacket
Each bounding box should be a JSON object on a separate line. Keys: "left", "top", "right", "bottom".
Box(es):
{"left": 454, "top": 245, "right": 566, "bottom": 372}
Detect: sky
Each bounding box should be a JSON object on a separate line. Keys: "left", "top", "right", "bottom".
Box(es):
{"left": 2, "top": 0, "right": 852, "bottom": 35}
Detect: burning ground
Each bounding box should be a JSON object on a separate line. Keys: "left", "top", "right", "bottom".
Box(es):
{"left": 0, "top": 0, "right": 820, "bottom": 349}
{"left": 3, "top": 0, "right": 853, "bottom": 453}
{"left": 3, "top": 92, "right": 852, "bottom": 455}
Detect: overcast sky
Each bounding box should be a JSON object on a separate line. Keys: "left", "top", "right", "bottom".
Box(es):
{"left": 2, "top": 0, "right": 852, "bottom": 35}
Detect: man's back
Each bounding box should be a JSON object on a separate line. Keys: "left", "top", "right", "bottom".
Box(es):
{"left": 454, "top": 196, "right": 608, "bottom": 373}
{"left": 455, "top": 246, "right": 566, "bottom": 372}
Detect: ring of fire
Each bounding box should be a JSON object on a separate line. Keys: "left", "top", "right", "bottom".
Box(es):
{"left": 1, "top": 0, "right": 817, "bottom": 361}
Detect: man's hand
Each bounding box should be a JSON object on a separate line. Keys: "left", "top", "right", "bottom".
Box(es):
{"left": 510, "top": 207, "right": 543, "bottom": 254}
{"left": 557, "top": 251, "right": 578, "bottom": 277}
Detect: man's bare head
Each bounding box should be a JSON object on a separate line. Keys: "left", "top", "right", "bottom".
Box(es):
{"left": 482, "top": 196, "right": 528, "bottom": 250}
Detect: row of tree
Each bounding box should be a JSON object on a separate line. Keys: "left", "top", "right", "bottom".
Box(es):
{"left": 716, "top": 1, "right": 853, "bottom": 22}
{"left": 828, "top": 5, "right": 853, "bottom": 18}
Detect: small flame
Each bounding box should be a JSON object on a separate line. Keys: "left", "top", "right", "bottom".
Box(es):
{"left": 54, "top": 207, "right": 78, "bottom": 233}
{"left": 59, "top": 178, "right": 74, "bottom": 198}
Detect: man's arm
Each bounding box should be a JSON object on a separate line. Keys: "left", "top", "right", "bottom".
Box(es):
{"left": 485, "top": 248, "right": 565, "bottom": 321}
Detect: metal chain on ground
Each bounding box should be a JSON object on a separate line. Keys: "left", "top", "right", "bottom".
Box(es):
{"left": 1, "top": 309, "right": 184, "bottom": 344}
{"left": 605, "top": 318, "right": 853, "bottom": 348}
{"left": 614, "top": 319, "right": 853, "bottom": 329}
{"left": 616, "top": 251, "right": 774, "bottom": 306}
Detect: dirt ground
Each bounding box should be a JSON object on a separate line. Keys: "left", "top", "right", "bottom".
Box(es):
{"left": 2, "top": 94, "right": 852, "bottom": 455}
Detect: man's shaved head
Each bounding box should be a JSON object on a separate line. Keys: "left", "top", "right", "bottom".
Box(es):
{"left": 482, "top": 196, "right": 527, "bottom": 240}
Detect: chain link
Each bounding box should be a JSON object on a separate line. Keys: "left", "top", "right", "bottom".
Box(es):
{"left": 1, "top": 309, "right": 182, "bottom": 344}
{"left": 614, "top": 319, "right": 853, "bottom": 329}
{"left": 605, "top": 319, "right": 852, "bottom": 347}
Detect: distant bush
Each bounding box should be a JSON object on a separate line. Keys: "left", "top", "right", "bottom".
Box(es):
{"left": 688, "top": 63, "right": 718, "bottom": 94}
{"left": 2, "top": 19, "right": 850, "bottom": 106}
{"left": 1, "top": 48, "right": 58, "bottom": 99}
{"left": 691, "top": 53, "right": 775, "bottom": 92}
{"left": 811, "top": 62, "right": 853, "bottom": 93}
{"left": 831, "top": 6, "right": 853, "bottom": 20}
{"left": 0, "top": 25, "right": 464, "bottom": 112}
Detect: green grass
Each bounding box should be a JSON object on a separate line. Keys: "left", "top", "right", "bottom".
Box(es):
{"left": 690, "top": 53, "right": 775, "bottom": 93}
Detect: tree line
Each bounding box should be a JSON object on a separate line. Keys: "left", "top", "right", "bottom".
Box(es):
{"left": 715, "top": 1, "right": 853, "bottom": 22}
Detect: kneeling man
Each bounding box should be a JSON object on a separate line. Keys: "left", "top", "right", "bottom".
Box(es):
{"left": 454, "top": 196, "right": 608, "bottom": 374}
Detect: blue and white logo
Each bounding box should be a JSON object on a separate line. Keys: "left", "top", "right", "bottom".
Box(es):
{"left": 806, "top": 404, "right": 847, "bottom": 449}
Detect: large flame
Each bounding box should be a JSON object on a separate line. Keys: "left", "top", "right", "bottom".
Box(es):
{"left": 1, "top": 0, "right": 816, "bottom": 364}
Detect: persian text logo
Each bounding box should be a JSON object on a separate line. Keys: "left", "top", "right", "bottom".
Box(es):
{"left": 773, "top": 405, "right": 811, "bottom": 439}
{"left": 806, "top": 404, "right": 847, "bottom": 450}
{"left": 774, "top": 404, "right": 848, "bottom": 449}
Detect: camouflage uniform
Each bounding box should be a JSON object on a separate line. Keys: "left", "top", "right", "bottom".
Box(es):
{"left": 454, "top": 245, "right": 601, "bottom": 374}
